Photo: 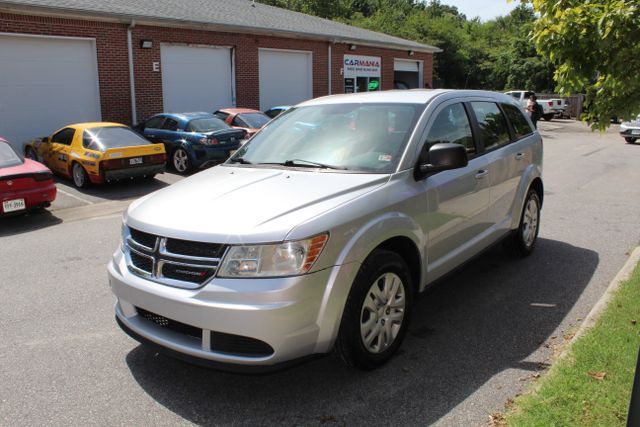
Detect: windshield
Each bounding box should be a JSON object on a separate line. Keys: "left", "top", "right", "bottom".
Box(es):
{"left": 82, "top": 126, "right": 150, "bottom": 152}
{"left": 186, "top": 117, "right": 229, "bottom": 133}
{"left": 238, "top": 113, "right": 270, "bottom": 129}
{"left": 0, "top": 142, "right": 23, "bottom": 168}
{"left": 228, "top": 103, "right": 424, "bottom": 173}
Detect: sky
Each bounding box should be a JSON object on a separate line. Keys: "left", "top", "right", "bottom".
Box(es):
{"left": 440, "top": 0, "right": 520, "bottom": 21}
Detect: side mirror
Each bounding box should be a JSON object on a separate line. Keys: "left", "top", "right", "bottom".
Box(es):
{"left": 42, "top": 136, "right": 50, "bottom": 143}
{"left": 415, "top": 143, "right": 468, "bottom": 180}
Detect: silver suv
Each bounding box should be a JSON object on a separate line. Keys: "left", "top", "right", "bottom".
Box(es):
{"left": 108, "top": 90, "right": 543, "bottom": 371}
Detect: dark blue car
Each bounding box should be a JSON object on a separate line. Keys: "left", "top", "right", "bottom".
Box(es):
{"left": 137, "top": 112, "right": 246, "bottom": 173}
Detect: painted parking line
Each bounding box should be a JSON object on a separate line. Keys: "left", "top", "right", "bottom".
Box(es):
{"left": 56, "top": 188, "right": 94, "bottom": 205}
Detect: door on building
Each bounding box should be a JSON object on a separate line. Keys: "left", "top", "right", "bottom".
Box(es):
{"left": 258, "top": 49, "right": 312, "bottom": 111}
{"left": 343, "top": 55, "right": 382, "bottom": 94}
{"left": 394, "top": 59, "right": 424, "bottom": 89}
{"left": 160, "top": 45, "right": 234, "bottom": 113}
{"left": 0, "top": 34, "right": 101, "bottom": 149}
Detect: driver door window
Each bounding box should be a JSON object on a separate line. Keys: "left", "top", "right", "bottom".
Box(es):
{"left": 422, "top": 103, "right": 476, "bottom": 161}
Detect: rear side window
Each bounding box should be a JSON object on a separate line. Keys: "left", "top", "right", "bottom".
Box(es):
{"left": 186, "top": 117, "right": 229, "bottom": 132}
{"left": 502, "top": 104, "right": 534, "bottom": 139}
{"left": 82, "top": 126, "right": 150, "bottom": 152}
{"left": 470, "top": 102, "right": 510, "bottom": 150}
{"left": 0, "top": 142, "right": 23, "bottom": 168}
{"left": 425, "top": 103, "right": 475, "bottom": 155}
{"left": 162, "top": 118, "right": 178, "bottom": 131}
{"left": 214, "top": 111, "right": 230, "bottom": 121}
{"left": 144, "top": 116, "right": 165, "bottom": 129}
{"left": 51, "top": 128, "right": 76, "bottom": 146}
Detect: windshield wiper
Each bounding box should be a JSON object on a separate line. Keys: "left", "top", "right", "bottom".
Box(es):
{"left": 229, "top": 157, "right": 252, "bottom": 164}
{"left": 281, "top": 159, "right": 347, "bottom": 170}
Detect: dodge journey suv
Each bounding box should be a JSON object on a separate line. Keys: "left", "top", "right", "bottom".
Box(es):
{"left": 108, "top": 90, "right": 543, "bottom": 371}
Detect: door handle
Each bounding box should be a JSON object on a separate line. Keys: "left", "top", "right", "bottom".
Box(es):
{"left": 475, "top": 169, "right": 489, "bottom": 179}
{"left": 515, "top": 152, "right": 525, "bottom": 161}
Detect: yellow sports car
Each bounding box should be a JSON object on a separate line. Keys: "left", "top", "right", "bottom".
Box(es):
{"left": 25, "top": 122, "right": 166, "bottom": 188}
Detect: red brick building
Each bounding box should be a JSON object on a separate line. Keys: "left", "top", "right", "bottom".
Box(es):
{"left": 0, "top": 0, "right": 440, "bottom": 146}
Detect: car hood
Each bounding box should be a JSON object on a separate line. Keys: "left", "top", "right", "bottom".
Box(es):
{"left": 126, "top": 166, "right": 389, "bottom": 243}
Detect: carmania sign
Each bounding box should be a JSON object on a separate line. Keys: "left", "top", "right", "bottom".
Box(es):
{"left": 343, "top": 55, "right": 381, "bottom": 78}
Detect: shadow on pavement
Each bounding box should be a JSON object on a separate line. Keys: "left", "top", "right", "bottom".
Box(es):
{"left": 125, "top": 238, "right": 598, "bottom": 425}
{"left": 0, "top": 209, "right": 62, "bottom": 237}
{"left": 54, "top": 175, "right": 172, "bottom": 202}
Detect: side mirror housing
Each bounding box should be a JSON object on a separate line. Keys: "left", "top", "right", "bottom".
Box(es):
{"left": 42, "top": 136, "right": 50, "bottom": 143}
{"left": 415, "top": 143, "right": 468, "bottom": 180}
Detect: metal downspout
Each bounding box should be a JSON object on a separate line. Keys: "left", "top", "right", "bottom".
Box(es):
{"left": 127, "top": 20, "right": 137, "bottom": 125}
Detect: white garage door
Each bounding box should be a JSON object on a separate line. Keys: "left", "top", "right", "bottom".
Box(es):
{"left": 161, "top": 45, "right": 234, "bottom": 113}
{"left": 259, "top": 49, "right": 312, "bottom": 111}
{"left": 0, "top": 34, "right": 101, "bottom": 148}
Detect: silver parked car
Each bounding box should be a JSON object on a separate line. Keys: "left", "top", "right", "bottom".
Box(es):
{"left": 620, "top": 115, "right": 640, "bottom": 144}
{"left": 108, "top": 90, "right": 543, "bottom": 371}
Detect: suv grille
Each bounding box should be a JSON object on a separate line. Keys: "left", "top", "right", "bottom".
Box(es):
{"left": 125, "top": 227, "right": 225, "bottom": 289}
{"left": 129, "top": 250, "right": 153, "bottom": 274}
{"left": 165, "top": 238, "right": 225, "bottom": 259}
{"left": 129, "top": 228, "right": 157, "bottom": 250}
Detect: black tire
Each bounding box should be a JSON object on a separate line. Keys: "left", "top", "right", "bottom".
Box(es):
{"left": 504, "top": 188, "right": 541, "bottom": 257}
{"left": 335, "top": 249, "right": 413, "bottom": 370}
{"left": 625, "top": 137, "right": 637, "bottom": 144}
{"left": 543, "top": 114, "right": 554, "bottom": 121}
{"left": 24, "top": 146, "right": 37, "bottom": 161}
{"left": 71, "top": 162, "right": 90, "bottom": 188}
{"left": 172, "top": 148, "right": 192, "bottom": 173}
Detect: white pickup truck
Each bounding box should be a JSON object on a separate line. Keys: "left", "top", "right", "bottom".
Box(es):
{"left": 505, "top": 91, "right": 556, "bottom": 121}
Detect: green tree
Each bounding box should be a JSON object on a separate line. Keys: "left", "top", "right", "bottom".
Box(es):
{"left": 525, "top": 0, "right": 640, "bottom": 128}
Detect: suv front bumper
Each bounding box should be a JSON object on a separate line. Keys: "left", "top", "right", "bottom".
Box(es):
{"left": 108, "top": 249, "right": 359, "bottom": 369}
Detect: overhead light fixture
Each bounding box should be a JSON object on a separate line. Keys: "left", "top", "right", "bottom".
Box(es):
{"left": 408, "top": 50, "right": 415, "bottom": 56}
{"left": 349, "top": 44, "right": 357, "bottom": 51}
{"left": 140, "top": 40, "right": 153, "bottom": 49}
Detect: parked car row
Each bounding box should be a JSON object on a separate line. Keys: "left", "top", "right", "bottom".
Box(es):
{"left": 1, "top": 106, "right": 277, "bottom": 216}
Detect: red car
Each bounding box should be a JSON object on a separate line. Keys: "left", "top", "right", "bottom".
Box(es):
{"left": 0, "top": 138, "right": 56, "bottom": 216}
{"left": 214, "top": 108, "right": 271, "bottom": 138}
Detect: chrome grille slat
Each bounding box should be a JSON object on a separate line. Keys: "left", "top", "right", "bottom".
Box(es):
{"left": 124, "top": 227, "right": 224, "bottom": 289}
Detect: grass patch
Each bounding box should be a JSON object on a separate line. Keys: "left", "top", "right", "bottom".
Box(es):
{"left": 506, "top": 262, "right": 640, "bottom": 426}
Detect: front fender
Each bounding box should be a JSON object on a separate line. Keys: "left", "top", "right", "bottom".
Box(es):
{"left": 510, "top": 163, "right": 543, "bottom": 230}
{"left": 313, "top": 212, "right": 426, "bottom": 352}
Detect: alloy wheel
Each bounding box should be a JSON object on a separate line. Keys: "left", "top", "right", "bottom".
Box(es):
{"left": 522, "top": 198, "right": 539, "bottom": 248}
{"left": 173, "top": 149, "right": 189, "bottom": 172}
{"left": 359, "top": 272, "right": 406, "bottom": 354}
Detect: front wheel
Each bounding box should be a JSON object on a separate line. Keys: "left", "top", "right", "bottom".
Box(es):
{"left": 335, "top": 249, "right": 413, "bottom": 370}
{"left": 72, "top": 163, "right": 90, "bottom": 188}
{"left": 172, "top": 148, "right": 192, "bottom": 173}
{"left": 625, "top": 137, "right": 637, "bottom": 144}
{"left": 543, "top": 114, "right": 554, "bottom": 121}
{"left": 504, "top": 189, "right": 541, "bottom": 257}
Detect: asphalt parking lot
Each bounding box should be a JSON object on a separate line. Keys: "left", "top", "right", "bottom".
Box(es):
{"left": 1, "top": 120, "right": 639, "bottom": 426}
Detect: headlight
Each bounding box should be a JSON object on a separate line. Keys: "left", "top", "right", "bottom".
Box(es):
{"left": 620, "top": 122, "right": 628, "bottom": 130}
{"left": 217, "top": 234, "right": 329, "bottom": 278}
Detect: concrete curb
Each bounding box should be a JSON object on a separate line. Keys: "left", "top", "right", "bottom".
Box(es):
{"left": 560, "top": 245, "right": 640, "bottom": 358}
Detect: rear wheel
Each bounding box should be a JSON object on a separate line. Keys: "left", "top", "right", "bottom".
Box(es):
{"left": 172, "top": 148, "right": 191, "bottom": 173}
{"left": 543, "top": 114, "right": 554, "bottom": 121}
{"left": 504, "top": 189, "right": 540, "bottom": 257}
{"left": 72, "top": 163, "right": 89, "bottom": 188}
{"left": 335, "top": 249, "right": 413, "bottom": 370}
{"left": 625, "top": 137, "right": 637, "bottom": 144}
